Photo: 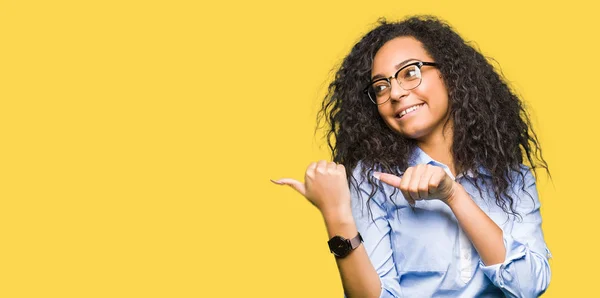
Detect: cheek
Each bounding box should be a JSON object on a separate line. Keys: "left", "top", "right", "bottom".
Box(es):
{"left": 434, "top": 91, "right": 450, "bottom": 114}
{"left": 377, "top": 105, "right": 392, "bottom": 119}
{"left": 377, "top": 106, "right": 399, "bottom": 130}
{"left": 418, "top": 82, "right": 449, "bottom": 112}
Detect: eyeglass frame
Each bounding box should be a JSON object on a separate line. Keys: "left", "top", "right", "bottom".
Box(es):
{"left": 362, "top": 61, "right": 439, "bottom": 105}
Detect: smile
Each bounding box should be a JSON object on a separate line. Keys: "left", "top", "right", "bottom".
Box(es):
{"left": 396, "top": 104, "right": 425, "bottom": 119}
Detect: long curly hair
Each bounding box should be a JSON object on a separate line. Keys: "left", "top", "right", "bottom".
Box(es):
{"left": 316, "top": 15, "right": 549, "bottom": 216}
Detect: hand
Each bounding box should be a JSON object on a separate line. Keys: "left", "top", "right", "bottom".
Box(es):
{"left": 374, "top": 164, "right": 460, "bottom": 206}
{"left": 271, "top": 160, "right": 351, "bottom": 216}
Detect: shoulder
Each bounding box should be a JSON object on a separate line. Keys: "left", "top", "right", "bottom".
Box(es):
{"left": 469, "top": 164, "right": 540, "bottom": 213}
{"left": 508, "top": 164, "right": 541, "bottom": 212}
{"left": 475, "top": 164, "right": 536, "bottom": 187}
{"left": 510, "top": 164, "right": 537, "bottom": 190}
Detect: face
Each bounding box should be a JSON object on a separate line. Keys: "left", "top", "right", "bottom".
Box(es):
{"left": 371, "top": 36, "right": 451, "bottom": 142}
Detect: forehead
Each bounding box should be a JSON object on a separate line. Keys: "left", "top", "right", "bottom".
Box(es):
{"left": 372, "top": 36, "right": 431, "bottom": 76}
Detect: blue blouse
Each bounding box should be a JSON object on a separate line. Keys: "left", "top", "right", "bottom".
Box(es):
{"left": 349, "top": 147, "right": 551, "bottom": 297}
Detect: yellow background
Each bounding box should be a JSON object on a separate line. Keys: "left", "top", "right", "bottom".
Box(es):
{"left": 1, "top": 0, "right": 596, "bottom": 297}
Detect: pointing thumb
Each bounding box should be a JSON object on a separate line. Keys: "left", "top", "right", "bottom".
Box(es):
{"left": 271, "top": 178, "right": 306, "bottom": 196}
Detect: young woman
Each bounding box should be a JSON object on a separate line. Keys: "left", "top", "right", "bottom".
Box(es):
{"left": 272, "top": 15, "right": 551, "bottom": 298}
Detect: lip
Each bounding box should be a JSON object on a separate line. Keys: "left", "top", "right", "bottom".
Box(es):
{"left": 394, "top": 103, "right": 425, "bottom": 119}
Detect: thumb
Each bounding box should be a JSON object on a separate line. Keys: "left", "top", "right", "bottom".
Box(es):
{"left": 270, "top": 178, "right": 306, "bottom": 196}
{"left": 373, "top": 172, "right": 402, "bottom": 188}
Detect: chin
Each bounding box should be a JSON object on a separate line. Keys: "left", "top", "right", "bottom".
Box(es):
{"left": 386, "top": 121, "right": 427, "bottom": 139}
{"left": 399, "top": 129, "right": 428, "bottom": 140}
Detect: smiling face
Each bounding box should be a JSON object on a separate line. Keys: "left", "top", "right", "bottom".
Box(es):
{"left": 371, "top": 36, "right": 452, "bottom": 142}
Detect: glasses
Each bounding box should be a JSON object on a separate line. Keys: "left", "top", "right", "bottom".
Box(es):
{"left": 363, "top": 61, "right": 438, "bottom": 105}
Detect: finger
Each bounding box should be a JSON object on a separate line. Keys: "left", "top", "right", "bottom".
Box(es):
{"left": 430, "top": 169, "right": 452, "bottom": 199}
{"left": 399, "top": 167, "right": 415, "bottom": 205}
{"left": 336, "top": 163, "right": 346, "bottom": 174}
{"left": 270, "top": 178, "right": 306, "bottom": 196}
{"left": 418, "top": 165, "right": 434, "bottom": 199}
{"left": 399, "top": 167, "right": 413, "bottom": 190}
{"left": 401, "top": 188, "right": 415, "bottom": 207}
{"left": 374, "top": 171, "right": 414, "bottom": 206}
{"left": 316, "top": 160, "right": 328, "bottom": 174}
{"left": 304, "top": 162, "right": 317, "bottom": 181}
{"left": 327, "top": 161, "right": 338, "bottom": 172}
{"left": 408, "top": 165, "right": 426, "bottom": 201}
{"left": 374, "top": 172, "right": 402, "bottom": 188}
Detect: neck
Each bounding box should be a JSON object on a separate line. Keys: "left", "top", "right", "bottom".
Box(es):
{"left": 416, "top": 120, "right": 456, "bottom": 177}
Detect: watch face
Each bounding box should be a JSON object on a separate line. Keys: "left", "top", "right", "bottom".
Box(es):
{"left": 329, "top": 236, "right": 350, "bottom": 257}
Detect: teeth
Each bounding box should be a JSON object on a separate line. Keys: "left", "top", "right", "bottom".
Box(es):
{"left": 399, "top": 104, "right": 423, "bottom": 117}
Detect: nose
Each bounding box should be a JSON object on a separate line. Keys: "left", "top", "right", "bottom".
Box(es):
{"left": 389, "top": 78, "right": 409, "bottom": 102}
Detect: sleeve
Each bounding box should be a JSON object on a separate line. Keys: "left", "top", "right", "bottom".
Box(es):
{"left": 479, "top": 167, "right": 552, "bottom": 297}
{"left": 345, "top": 164, "right": 402, "bottom": 298}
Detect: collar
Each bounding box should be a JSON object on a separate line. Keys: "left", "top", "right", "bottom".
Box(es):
{"left": 408, "top": 146, "right": 492, "bottom": 180}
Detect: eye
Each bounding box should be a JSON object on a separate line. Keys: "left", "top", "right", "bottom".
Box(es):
{"left": 400, "top": 65, "right": 420, "bottom": 81}
{"left": 372, "top": 81, "right": 389, "bottom": 94}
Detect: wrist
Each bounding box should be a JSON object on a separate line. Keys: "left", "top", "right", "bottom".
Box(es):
{"left": 321, "top": 204, "right": 356, "bottom": 239}
{"left": 321, "top": 202, "right": 353, "bottom": 222}
{"left": 444, "top": 183, "right": 466, "bottom": 207}
{"left": 322, "top": 208, "right": 354, "bottom": 226}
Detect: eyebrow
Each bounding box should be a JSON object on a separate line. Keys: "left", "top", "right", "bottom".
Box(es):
{"left": 371, "top": 58, "right": 419, "bottom": 81}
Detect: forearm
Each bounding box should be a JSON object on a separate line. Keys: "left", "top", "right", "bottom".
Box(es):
{"left": 445, "top": 185, "right": 505, "bottom": 266}
{"left": 322, "top": 209, "right": 382, "bottom": 298}
{"left": 448, "top": 175, "right": 551, "bottom": 296}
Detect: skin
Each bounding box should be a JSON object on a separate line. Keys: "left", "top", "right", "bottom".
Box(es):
{"left": 272, "top": 36, "right": 506, "bottom": 298}
{"left": 372, "top": 37, "right": 456, "bottom": 174}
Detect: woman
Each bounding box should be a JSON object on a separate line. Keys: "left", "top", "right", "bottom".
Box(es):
{"left": 272, "top": 15, "right": 551, "bottom": 298}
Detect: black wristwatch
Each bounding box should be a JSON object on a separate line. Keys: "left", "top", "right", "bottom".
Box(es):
{"left": 328, "top": 233, "right": 363, "bottom": 258}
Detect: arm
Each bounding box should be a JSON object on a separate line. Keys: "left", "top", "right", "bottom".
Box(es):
{"left": 322, "top": 207, "right": 382, "bottom": 298}
{"left": 340, "top": 168, "right": 402, "bottom": 298}
{"left": 445, "top": 185, "right": 506, "bottom": 266}
{"left": 472, "top": 169, "right": 552, "bottom": 297}
{"left": 273, "top": 161, "right": 401, "bottom": 298}
{"left": 375, "top": 164, "right": 551, "bottom": 297}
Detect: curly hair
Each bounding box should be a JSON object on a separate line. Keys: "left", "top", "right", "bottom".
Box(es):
{"left": 316, "top": 15, "right": 549, "bottom": 216}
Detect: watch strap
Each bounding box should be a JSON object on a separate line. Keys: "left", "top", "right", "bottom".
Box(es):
{"left": 349, "top": 232, "right": 363, "bottom": 249}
